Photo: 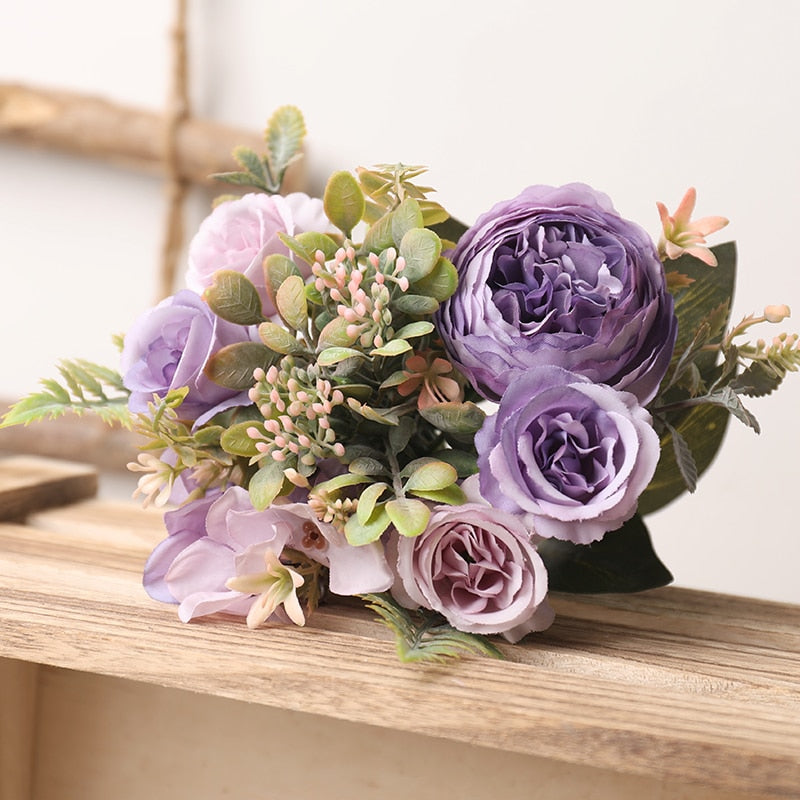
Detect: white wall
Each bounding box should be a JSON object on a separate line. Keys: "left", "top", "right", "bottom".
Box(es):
{"left": 2, "top": 0, "right": 799, "bottom": 603}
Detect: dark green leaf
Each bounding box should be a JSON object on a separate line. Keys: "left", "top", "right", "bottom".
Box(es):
{"left": 663, "top": 419, "right": 698, "bottom": 493}
{"left": 204, "top": 342, "right": 277, "bottom": 390}
{"left": 205, "top": 270, "right": 265, "bottom": 325}
{"left": 705, "top": 386, "right": 760, "bottom": 433}
{"left": 537, "top": 514, "right": 673, "bottom": 593}
{"left": 729, "top": 360, "right": 784, "bottom": 397}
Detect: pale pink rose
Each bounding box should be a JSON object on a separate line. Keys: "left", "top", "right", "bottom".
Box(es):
{"left": 186, "top": 192, "right": 328, "bottom": 314}
{"left": 390, "top": 503, "right": 554, "bottom": 643}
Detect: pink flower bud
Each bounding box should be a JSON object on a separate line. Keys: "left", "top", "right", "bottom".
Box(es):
{"left": 764, "top": 304, "right": 791, "bottom": 323}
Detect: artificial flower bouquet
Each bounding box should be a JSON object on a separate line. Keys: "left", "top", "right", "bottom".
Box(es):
{"left": 5, "top": 107, "right": 799, "bottom": 661}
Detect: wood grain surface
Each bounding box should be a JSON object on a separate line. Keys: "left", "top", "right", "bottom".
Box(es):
{"left": 0, "top": 458, "right": 798, "bottom": 798}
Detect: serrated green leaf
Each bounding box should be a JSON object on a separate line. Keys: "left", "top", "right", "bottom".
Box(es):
{"left": 729, "top": 360, "right": 784, "bottom": 397}
{"left": 386, "top": 498, "right": 430, "bottom": 538}
{"left": 371, "top": 339, "right": 411, "bottom": 357}
{"left": 663, "top": 419, "right": 698, "bottom": 493}
{"left": 411, "top": 257, "right": 458, "bottom": 301}
{"left": 204, "top": 342, "right": 277, "bottom": 390}
{"left": 392, "top": 294, "right": 440, "bottom": 316}
{"left": 391, "top": 197, "right": 424, "bottom": 247}
{"left": 404, "top": 460, "right": 458, "bottom": 492}
{"left": 399, "top": 228, "right": 441, "bottom": 282}
{"left": 705, "top": 386, "right": 760, "bottom": 433}
{"left": 205, "top": 270, "right": 265, "bottom": 325}
{"left": 393, "top": 321, "right": 434, "bottom": 340}
{"left": 210, "top": 171, "right": 262, "bottom": 187}
{"left": 232, "top": 146, "right": 268, "bottom": 189}
{"left": 323, "top": 171, "right": 365, "bottom": 237}
{"left": 345, "top": 505, "right": 391, "bottom": 545}
{"left": 249, "top": 460, "right": 287, "bottom": 510}
{"left": 275, "top": 274, "right": 308, "bottom": 331}
{"left": 537, "top": 514, "right": 673, "bottom": 593}
{"left": 265, "top": 105, "right": 306, "bottom": 182}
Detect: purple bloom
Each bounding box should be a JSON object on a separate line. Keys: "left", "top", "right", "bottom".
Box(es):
{"left": 163, "top": 487, "right": 393, "bottom": 624}
{"left": 120, "top": 289, "right": 255, "bottom": 425}
{"left": 390, "top": 503, "right": 554, "bottom": 643}
{"left": 186, "top": 192, "right": 328, "bottom": 315}
{"left": 475, "top": 366, "right": 660, "bottom": 545}
{"left": 437, "top": 183, "right": 677, "bottom": 403}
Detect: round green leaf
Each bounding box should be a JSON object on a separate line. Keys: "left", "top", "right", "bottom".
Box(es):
{"left": 323, "top": 171, "right": 365, "bottom": 236}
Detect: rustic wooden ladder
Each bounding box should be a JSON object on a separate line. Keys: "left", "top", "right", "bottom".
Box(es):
{"left": 1, "top": 455, "right": 798, "bottom": 800}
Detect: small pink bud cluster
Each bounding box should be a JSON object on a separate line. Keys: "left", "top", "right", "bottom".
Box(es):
{"left": 247, "top": 361, "right": 347, "bottom": 478}
{"left": 311, "top": 246, "right": 410, "bottom": 349}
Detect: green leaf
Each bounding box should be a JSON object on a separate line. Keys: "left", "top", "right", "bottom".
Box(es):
{"left": 410, "top": 257, "right": 458, "bottom": 301}
{"left": 393, "top": 321, "right": 434, "bottom": 340}
{"left": 258, "top": 321, "right": 304, "bottom": 355}
{"left": 388, "top": 416, "right": 415, "bottom": 453}
{"left": 379, "top": 370, "right": 408, "bottom": 389}
{"left": 662, "top": 419, "right": 698, "bottom": 494}
{"left": 348, "top": 457, "right": 387, "bottom": 476}
{"left": 232, "top": 146, "right": 268, "bottom": 189}
{"left": 362, "top": 213, "right": 396, "bottom": 255}
{"left": 209, "top": 171, "right": 261, "bottom": 187}
{"left": 263, "top": 254, "right": 302, "bottom": 308}
{"left": 418, "top": 200, "right": 450, "bottom": 227}
{"left": 203, "top": 270, "right": 266, "bottom": 325}
{"left": 408, "top": 484, "right": 467, "bottom": 506}
{"left": 345, "top": 505, "right": 391, "bottom": 545}
{"left": 386, "top": 498, "right": 431, "bottom": 538}
{"left": 359, "top": 593, "right": 504, "bottom": 663}
{"left": 323, "top": 171, "right": 365, "bottom": 237}
{"left": 317, "top": 346, "right": 366, "bottom": 367}
{"left": 317, "top": 316, "right": 359, "bottom": 349}
{"left": 430, "top": 216, "right": 469, "bottom": 244}
{"left": 639, "top": 404, "right": 729, "bottom": 515}
{"left": 204, "top": 342, "right": 277, "bottom": 390}
{"left": 265, "top": 105, "right": 306, "bottom": 182}
{"left": 275, "top": 274, "right": 308, "bottom": 331}
{"left": 391, "top": 197, "right": 424, "bottom": 247}
{"left": 433, "top": 449, "right": 478, "bottom": 477}
{"left": 295, "top": 231, "right": 340, "bottom": 261}
{"left": 357, "top": 482, "right": 390, "bottom": 524}
{"left": 729, "top": 360, "right": 784, "bottom": 397}
{"left": 399, "top": 228, "right": 441, "bottom": 282}
{"left": 404, "top": 460, "right": 458, "bottom": 492}
{"left": 418, "top": 401, "right": 486, "bottom": 438}
{"left": 219, "top": 421, "right": 261, "bottom": 457}
{"left": 248, "top": 461, "right": 287, "bottom": 510}
{"left": 705, "top": 386, "right": 761, "bottom": 433}
{"left": 346, "top": 398, "right": 400, "bottom": 426}
{"left": 537, "top": 514, "right": 673, "bottom": 593}
{"left": 392, "top": 294, "right": 440, "bottom": 315}
{"left": 371, "top": 339, "right": 411, "bottom": 357}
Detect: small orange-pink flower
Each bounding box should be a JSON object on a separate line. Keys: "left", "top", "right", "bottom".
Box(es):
{"left": 397, "top": 352, "right": 463, "bottom": 410}
{"left": 656, "top": 187, "right": 728, "bottom": 267}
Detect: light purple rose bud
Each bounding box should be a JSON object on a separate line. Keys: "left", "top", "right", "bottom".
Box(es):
{"left": 164, "top": 487, "right": 393, "bottom": 624}
{"left": 438, "top": 183, "right": 677, "bottom": 403}
{"left": 186, "top": 192, "right": 328, "bottom": 314}
{"left": 476, "top": 366, "right": 660, "bottom": 545}
{"left": 120, "top": 289, "right": 255, "bottom": 425}
{"left": 390, "top": 504, "right": 554, "bottom": 643}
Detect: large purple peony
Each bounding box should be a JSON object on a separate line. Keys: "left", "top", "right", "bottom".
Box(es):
{"left": 437, "top": 183, "right": 677, "bottom": 403}
{"left": 475, "top": 366, "right": 660, "bottom": 545}
{"left": 121, "top": 289, "right": 255, "bottom": 425}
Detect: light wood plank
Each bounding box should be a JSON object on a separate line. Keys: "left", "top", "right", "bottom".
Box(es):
{"left": 0, "top": 659, "right": 39, "bottom": 800}
{"left": 0, "top": 498, "right": 798, "bottom": 798}
{"left": 0, "top": 457, "right": 97, "bottom": 521}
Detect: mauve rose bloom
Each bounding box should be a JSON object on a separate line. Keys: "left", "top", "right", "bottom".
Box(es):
{"left": 186, "top": 192, "right": 328, "bottom": 314}
{"left": 475, "top": 366, "right": 660, "bottom": 545}
{"left": 437, "top": 183, "right": 677, "bottom": 403}
{"left": 120, "top": 290, "right": 255, "bottom": 425}
{"left": 390, "top": 504, "right": 554, "bottom": 643}
{"left": 164, "top": 487, "right": 393, "bottom": 624}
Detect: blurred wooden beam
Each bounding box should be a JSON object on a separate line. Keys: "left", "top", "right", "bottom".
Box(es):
{"left": 0, "top": 83, "right": 304, "bottom": 190}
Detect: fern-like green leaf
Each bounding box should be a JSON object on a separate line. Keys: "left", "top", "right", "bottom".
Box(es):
{"left": 266, "top": 105, "right": 306, "bottom": 185}
{"left": 359, "top": 593, "right": 504, "bottom": 663}
{"left": 0, "top": 359, "right": 131, "bottom": 429}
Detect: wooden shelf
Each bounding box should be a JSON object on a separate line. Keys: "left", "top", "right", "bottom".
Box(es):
{"left": 1, "top": 456, "right": 798, "bottom": 800}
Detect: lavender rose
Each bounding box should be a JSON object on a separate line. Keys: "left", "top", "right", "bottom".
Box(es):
{"left": 186, "top": 192, "right": 328, "bottom": 314}
{"left": 475, "top": 366, "right": 660, "bottom": 545}
{"left": 391, "top": 504, "right": 554, "bottom": 643}
{"left": 437, "top": 183, "right": 677, "bottom": 403}
{"left": 120, "top": 289, "right": 255, "bottom": 425}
